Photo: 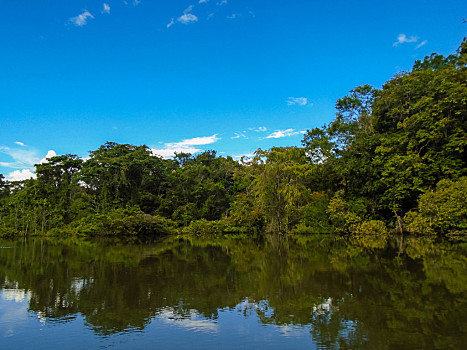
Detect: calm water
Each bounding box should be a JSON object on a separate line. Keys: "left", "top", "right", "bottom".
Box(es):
{"left": 0, "top": 234, "right": 466, "bottom": 349}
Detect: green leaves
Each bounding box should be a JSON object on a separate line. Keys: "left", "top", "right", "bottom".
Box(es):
{"left": 301, "top": 39, "right": 467, "bottom": 233}
{"left": 405, "top": 177, "right": 467, "bottom": 235}
{"left": 248, "top": 147, "right": 315, "bottom": 233}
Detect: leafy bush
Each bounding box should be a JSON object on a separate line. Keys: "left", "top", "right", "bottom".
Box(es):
{"left": 224, "top": 194, "right": 266, "bottom": 234}
{"left": 327, "top": 192, "right": 362, "bottom": 233}
{"left": 405, "top": 177, "right": 467, "bottom": 235}
{"left": 182, "top": 219, "right": 228, "bottom": 235}
{"left": 70, "top": 207, "right": 177, "bottom": 236}
{"left": 300, "top": 192, "right": 333, "bottom": 233}
{"left": 354, "top": 220, "right": 389, "bottom": 236}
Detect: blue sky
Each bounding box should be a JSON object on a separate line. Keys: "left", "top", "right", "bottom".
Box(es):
{"left": 0, "top": 0, "right": 466, "bottom": 180}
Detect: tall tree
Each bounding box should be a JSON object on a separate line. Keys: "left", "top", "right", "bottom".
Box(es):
{"left": 35, "top": 154, "right": 83, "bottom": 224}
{"left": 250, "top": 147, "right": 313, "bottom": 233}
{"left": 79, "top": 142, "right": 168, "bottom": 213}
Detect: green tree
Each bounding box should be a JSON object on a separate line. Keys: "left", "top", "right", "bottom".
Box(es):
{"left": 372, "top": 40, "right": 467, "bottom": 223}
{"left": 35, "top": 154, "right": 83, "bottom": 224}
{"left": 302, "top": 40, "right": 467, "bottom": 232}
{"left": 250, "top": 147, "right": 314, "bottom": 233}
{"left": 159, "top": 151, "right": 239, "bottom": 225}
{"left": 79, "top": 142, "right": 168, "bottom": 213}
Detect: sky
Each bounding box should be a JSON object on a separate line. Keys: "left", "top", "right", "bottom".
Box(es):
{"left": 0, "top": 0, "right": 466, "bottom": 181}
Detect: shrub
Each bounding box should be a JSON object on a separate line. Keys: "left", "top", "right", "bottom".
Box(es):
{"left": 405, "top": 177, "right": 467, "bottom": 235}
{"left": 354, "top": 220, "right": 389, "bottom": 236}
{"left": 182, "top": 219, "right": 227, "bottom": 235}
{"left": 70, "top": 207, "right": 177, "bottom": 236}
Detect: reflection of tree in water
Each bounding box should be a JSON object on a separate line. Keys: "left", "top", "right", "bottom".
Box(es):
{"left": 0, "top": 235, "right": 466, "bottom": 347}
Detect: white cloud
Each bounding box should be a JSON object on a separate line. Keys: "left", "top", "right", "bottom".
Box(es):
{"left": 0, "top": 146, "right": 39, "bottom": 168}
{"left": 248, "top": 126, "right": 267, "bottom": 132}
{"left": 0, "top": 147, "right": 58, "bottom": 174}
{"left": 227, "top": 14, "right": 237, "bottom": 19}
{"left": 134, "top": 0, "right": 141, "bottom": 6}
{"left": 218, "top": 0, "right": 228, "bottom": 5}
{"left": 69, "top": 10, "right": 94, "bottom": 26}
{"left": 393, "top": 33, "right": 418, "bottom": 46}
{"left": 177, "top": 14, "right": 198, "bottom": 25}
{"left": 231, "top": 132, "right": 247, "bottom": 139}
{"left": 177, "top": 5, "right": 198, "bottom": 24}
{"left": 173, "top": 135, "right": 220, "bottom": 146}
{"left": 265, "top": 129, "right": 305, "bottom": 139}
{"left": 6, "top": 169, "right": 36, "bottom": 181}
{"left": 40, "top": 150, "right": 57, "bottom": 164}
{"left": 287, "top": 97, "right": 308, "bottom": 106}
{"left": 232, "top": 153, "right": 255, "bottom": 163}
{"left": 415, "top": 40, "right": 428, "bottom": 49}
{"left": 102, "top": 3, "right": 111, "bottom": 14}
{"left": 151, "top": 147, "right": 202, "bottom": 158}
{"left": 199, "top": 0, "right": 208, "bottom": 3}
{"left": 167, "top": 18, "right": 175, "bottom": 28}
{"left": 151, "top": 135, "right": 220, "bottom": 158}
{"left": 15, "top": 142, "right": 25, "bottom": 147}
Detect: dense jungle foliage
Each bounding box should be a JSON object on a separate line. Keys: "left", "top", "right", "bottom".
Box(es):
{"left": 0, "top": 41, "right": 466, "bottom": 237}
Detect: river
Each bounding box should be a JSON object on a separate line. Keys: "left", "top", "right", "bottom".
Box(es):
{"left": 0, "top": 234, "right": 466, "bottom": 349}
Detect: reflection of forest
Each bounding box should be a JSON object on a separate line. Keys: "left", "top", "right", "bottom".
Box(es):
{"left": 0, "top": 234, "right": 466, "bottom": 348}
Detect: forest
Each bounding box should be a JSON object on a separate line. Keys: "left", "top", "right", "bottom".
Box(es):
{"left": 0, "top": 41, "right": 466, "bottom": 238}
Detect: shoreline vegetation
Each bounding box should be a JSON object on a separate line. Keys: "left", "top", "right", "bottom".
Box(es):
{"left": 1, "top": 41, "right": 466, "bottom": 239}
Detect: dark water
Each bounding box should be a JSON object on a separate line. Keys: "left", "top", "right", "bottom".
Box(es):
{"left": 0, "top": 234, "right": 466, "bottom": 349}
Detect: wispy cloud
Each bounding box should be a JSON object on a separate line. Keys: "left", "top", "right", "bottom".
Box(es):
{"left": 265, "top": 129, "right": 305, "bottom": 139}
{"left": 415, "top": 40, "right": 428, "bottom": 49}
{"left": 0, "top": 146, "right": 39, "bottom": 169}
{"left": 178, "top": 13, "right": 198, "bottom": 24}
{"left": 227, "top": 14, "right": 237, "bottom": 19}
{"left": 171, "top": 135, "right": 220, "bottom": 146}
{"left": 0, "top": 146, "right": 57, "bottom": 169}
{"left": 102, "top": 3, "right": 111, "bottom": 14}
{"left": 287, "top": 97, "right": 309, "bottom": 106}
{"left": 167, "top": 18, "right": 175, "bottom": 28}
{"left": 177, "top": 5, "right": 198, "bottom": 24}
{"left": 199, "top": 0, "right": 208, "bottom": 3}
{"left": 151, "top": 135, "right": 220, "bottom": 158}
{"left": 393, "top": 33, "right": 418, "bottom": 46}
{"left": 248, "top": 126, "right": 267, "bottom": 133}
{"left": 1, "top": 146, "right": 57, "bottom": 181}
{"left": 134, "top": 0, "right": 141, "bottom": 6}
{"left": 231, "top": 132, "right": 247, "bottom": 139}
{"left": 218, "top": 0, "right": 228, "bottom": 5}
{"left": 69, "top": 10, "right": 94, "bottom": 26}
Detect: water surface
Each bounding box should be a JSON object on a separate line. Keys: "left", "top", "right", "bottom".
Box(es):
{"left": 0, "top": 234, "right": 466, "bottom": 349}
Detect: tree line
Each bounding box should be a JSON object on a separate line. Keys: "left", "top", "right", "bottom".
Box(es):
{"left": 0, "top": 40, "right": 465, "bottom": 237}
